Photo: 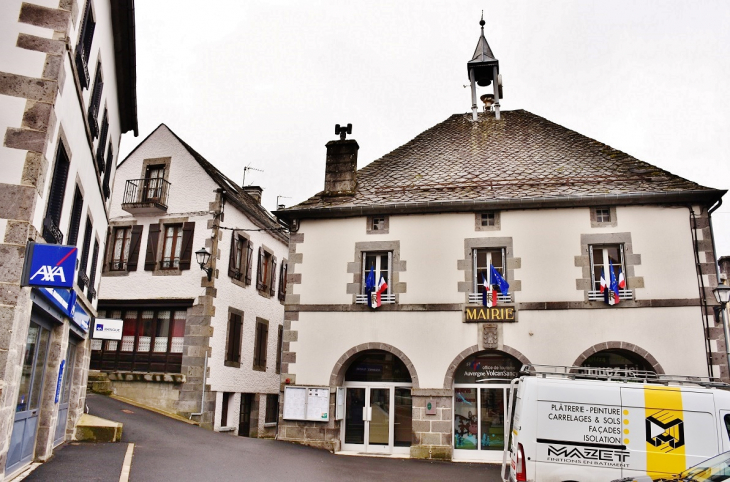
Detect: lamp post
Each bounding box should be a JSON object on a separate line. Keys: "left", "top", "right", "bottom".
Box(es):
{"left": 195, "top": 247, "right": 212, "bottom": 281}
{"left": 713, "top": 284, "right": 730, "bottom": 379}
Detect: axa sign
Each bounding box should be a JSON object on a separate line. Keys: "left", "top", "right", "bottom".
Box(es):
{"left": 23, "top": 242, "right": 77, "bottom": 289}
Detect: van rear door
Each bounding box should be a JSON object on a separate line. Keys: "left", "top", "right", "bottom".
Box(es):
{"left": 620, "top": 386, "right": 717, "bottom": 480}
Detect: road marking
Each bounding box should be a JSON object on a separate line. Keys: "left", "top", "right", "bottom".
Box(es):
{"left": 119, "top": 443, "right": 135, "bottom": 482}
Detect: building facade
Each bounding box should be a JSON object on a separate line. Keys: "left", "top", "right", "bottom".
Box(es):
{"left": 97, "top": 124, "right": 288, "bottom": 436}
{"left": 0, "top": 0, "right": 136, "bottom": 477}
{"left": 274, "top": 108, "right": 726, "bottom": 462}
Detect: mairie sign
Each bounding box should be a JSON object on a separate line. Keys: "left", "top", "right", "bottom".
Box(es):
{"left": 23, "top": 242, "right": 77, "bottom": 289}
{"left": 464, "top": 305, "right": 517, "bottom": 323}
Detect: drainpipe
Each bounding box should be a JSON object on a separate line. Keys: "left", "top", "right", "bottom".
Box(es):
{"left": 189, "top": 353, "right": 208, "bottom": 420}
{"left": 708, "top": 199, "right": 729, "bottom": 380}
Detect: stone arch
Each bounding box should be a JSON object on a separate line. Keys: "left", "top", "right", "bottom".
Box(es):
{"left": 572, "top": 342, "right": 665, "bottom": 374}
{"left": 329, "top": 343, "right": 419, "bottom": 388}
{"left": 443, "top": 345, "right": 530, "bottom": 389}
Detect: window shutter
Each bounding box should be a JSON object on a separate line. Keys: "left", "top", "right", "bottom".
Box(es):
{"left": 261, "top": 324, "right": 268, "bottom": 368}
{"left": 66, "top": 186, "right": 83, "bottom": 246}
{"left": 96, "top": 110, "right": 108, "bottom": 173}
{"left": 88, "top": 239, "right": 99, "bottom": 301}
{"left": 228, "top": 231, "right": 237, "bottom": 278}
{"left": 144, "top": 224, "right": 160, "bottom": 271}
{"left": 178, "top": 222, "right": 195, "bottom": 270}
{"left": 102, "top": 227, "right": 111, "bottom": 273}
{"left": 276, "top": 325, "right": 283, "bottom": 374}
{"left": 235, "top": 315, "right": 242, "bottom": 362}
{"left": 245, "top": 242, "right": 253, "bottom": 285}
{"left": 387, "top": 252, "right": 393, "bottom": 295}
{"left": 253, "top": 324, "right": 261, "bottom": 367}
{"left": 588, "top": 245, "right": 595, "bottom": 288}
{"left": 102, "top": 144, "right": 113, "bottom": 199}
{"left": 278, "top": 262, "right": 287, "bottom": 301}
{"left": 43, "top": 144, "right": 70, "bottom": 244}
{"left": 270, "top": 256, "right": 277, "bottom": 296}
{"left": 256, "top": 247, "right": 264, "bottom": 290}
{"left": 127, "top": 225, "right": 143, "bottom": 271}
{"left": 78, "top": 217, "right": 93, "bottom": 288}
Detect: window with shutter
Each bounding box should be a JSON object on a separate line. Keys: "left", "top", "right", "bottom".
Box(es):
{"left": 87, "top": 63, "right": 103, "bottom": 138}
{"left": 245, "top": 242, "right": 254, "bottom": 285}
{"left": 110, "top": 227, "right": 132, "bottom": 271}
{"left": 66, "top": 186, "right": 83, "bottom": 246}
{"left": 88, "top": 239, "right": 99, "bottom": 300}
{"left": 102, "top": 144, "right": 113, "bottom": 199}
{"left": 74, "top": 0, "right": 95, "bottom": 89}
{"left": 43, "top": 143, "right": 70, "bottom": 244}
{"left": 225, "top": 311, "right": 243, "bottom": 366}
{"left": 269, "top": 257, "right": 277, "bottom": 296}
{"left": 277, "top": 261, "right": 287, "bottom": 301}
{"left": 144, "top": 224, "right": 161, "bottom": 271}
{"left": 253, "top": 319, "right": 268, "bottom": 371}
{"left": 256, "top": 247, "right": 264, "bottom": 290}
{"left": 126, "top": 225, "right": 143, "bottom": 272}
{"left": 160, "top": 225, "right": 182, "bottom": 269}
{"left": 78, "top": 217, "right": 93, "bottom": 289}
{"left": 96, "top": 110, "right": 108, "bottom": 173}
{"left": 178, "top": 222, "right": 195, "bottom": 270}
{"left": 228, "top": 232, "right": 247, "bottom": 281}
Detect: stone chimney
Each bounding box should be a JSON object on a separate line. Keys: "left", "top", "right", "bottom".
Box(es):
{"left": 324, "top": 138, "right": 358, "bottom": 196}
{"left": 242, "top": 185, "right": 263, "bottom": 203}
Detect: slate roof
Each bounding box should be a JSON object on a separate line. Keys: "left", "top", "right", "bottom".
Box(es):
{"left": 280, "top": 110, "right": 724, "bottom": 218}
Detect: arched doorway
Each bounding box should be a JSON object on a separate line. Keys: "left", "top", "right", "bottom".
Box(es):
{"left": 452, "top": 350, "right": 521, "bottom": 462}
{"left": 581, "top": 348, "right": 655, "bottom": 372}
{"left": 341, "top": 350, "right": 413, "bottom": 455}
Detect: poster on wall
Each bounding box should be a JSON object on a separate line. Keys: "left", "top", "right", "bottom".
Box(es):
{"left": 283, "top": 386, "right": 330, "bottom": 422}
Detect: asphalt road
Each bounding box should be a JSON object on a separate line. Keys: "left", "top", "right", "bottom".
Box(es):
{"left": 28, "top": 394, "right": 504, "bottom": 482}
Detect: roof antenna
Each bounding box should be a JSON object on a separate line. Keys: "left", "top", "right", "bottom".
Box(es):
{"left": 242, "top": 164, "right": 263, "bottom": 187}
{"left": 276, "top": 195, "right": 291, "bottom": 210}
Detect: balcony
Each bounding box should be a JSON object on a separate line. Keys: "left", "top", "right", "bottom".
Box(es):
{"left": 121, "top": 178, "right": 170, "bottom": 214}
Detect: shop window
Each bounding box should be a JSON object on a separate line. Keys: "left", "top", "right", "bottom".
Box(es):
{"left": 256, "top": 248, "right": 277, "bottom": 295}
{"left": 91, "top": 308, "right": 186, "bottom": 373}
{"left": 589, "top": 244, "right": 632, "bottom": 301}
{"left": 253, "top": 319, "right": 268, "bottom": 371}
{"left": 43, "top": 143, "right": 70, "bottom": 244}
{"left": 357, "top": 252, "right": 393, "bottom": 305}
{"left": 66, "top": 186, "right": 83, "bottom": 246}
{"left": 470, "top": 248, "right": 510, "bottom": 304}
{"left": 265, "top": 394, "right": 279, "bottom": 424}
{"left": 228, "top": 232, "right": 252, "bottom": 284}
{"left": 277, "top": 261, "right": 287, "bottom": 302}
{"left": 74, "top": 0, "right": 95, "bottom": 89}
{"left": 367, "top": 215, "right": 389, "bottom": 234}
{"left": 225, "top": 311, "right": 243, "bottom": 367}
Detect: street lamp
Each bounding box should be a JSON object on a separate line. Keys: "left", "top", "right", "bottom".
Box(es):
{"left": 713, "top": 285, "right": 730, "bottom": 307}
{"left": 195, "top": 247, "right": 212, "bottom": 281}
{"left": 713, "top": 284, "right": 730, "bottom": 380}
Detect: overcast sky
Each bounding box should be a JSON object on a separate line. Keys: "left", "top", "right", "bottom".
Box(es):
{"left": 120, "top": 0, "right": 730, "bottom": 256}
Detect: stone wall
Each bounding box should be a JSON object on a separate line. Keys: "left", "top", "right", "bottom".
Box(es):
{"left": 410, "top": 389, "right": 452, "bottom": 460}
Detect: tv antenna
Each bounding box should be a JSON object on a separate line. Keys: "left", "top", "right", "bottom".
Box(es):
{"left": 242, "top": 164, "right": 263, "bottom": 187}
{"left": 276, "top": 195, "right": 291, "bottom": 210}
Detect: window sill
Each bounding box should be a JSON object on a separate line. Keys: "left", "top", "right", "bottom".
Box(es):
{"left": 224, "top": 360, "right": 241, "bottom": 368}
{"left": 218, "top": 426, "right": 236, "bottom": 432}
{"left": 103, "top": 270, "right": 130, "bottom": 277}
{"left": 152, "top": 268, "right": 182, "bottom": 276}
{"left": 263, "top": 422, "right": 277, "bottom": 428}
{"left": 252, "top": 365, "right": 266, "bottom": 372}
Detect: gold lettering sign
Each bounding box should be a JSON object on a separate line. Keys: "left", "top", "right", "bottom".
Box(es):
{"left": 463, "top": 306, "right": 517, "bottom": 323}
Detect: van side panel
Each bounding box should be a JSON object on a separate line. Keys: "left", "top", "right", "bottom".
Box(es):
{"left": 621, "top": 387, "right": 717, "bottom": 479}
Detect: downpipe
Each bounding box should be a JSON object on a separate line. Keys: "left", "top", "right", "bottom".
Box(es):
{"left": 189, "top": 354, "right": 208, "bottom": 420}
{"left": 708, "top": 200, "right": 729, "bottom": 379}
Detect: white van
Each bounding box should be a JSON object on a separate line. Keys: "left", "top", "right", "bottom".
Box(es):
{"left": 501, "top": 365, "right": 730, "bottom": 482}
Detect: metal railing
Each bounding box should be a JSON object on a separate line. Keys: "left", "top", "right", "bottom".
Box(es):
{"left": 588, "top": 289, "right": 633, "bottom": 301}
{"left": 356, "top": 293, "right": 396, "bottom": 304}
{"left": 469, "top": 293, "right": 512, "bottom": 304}
{"left": 121, "top": 178, "right": 171, "bottom": 209}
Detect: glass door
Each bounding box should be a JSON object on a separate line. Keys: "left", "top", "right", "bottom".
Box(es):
{"left": 453, "top": 385, "right": 508, "bottom": 462}
{"left": 342, "top": 385, "right": 411, "bottom": 455}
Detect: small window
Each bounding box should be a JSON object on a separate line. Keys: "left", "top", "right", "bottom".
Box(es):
{"left": 471, "top": 248, "right": 510, "bottom": 303}
{"left": 221, "top": 392, "right": 231, "bottom": 427}
{"left": 480, "top": 212, "right": 496, "bottom": 227}
{"left": 226, "top": 312, "right": 243, "bottom": 366}
{"left": 366, "top": 215, "right": 389, "bottom": 234}
{"left": 589, "top": 244, "right": 631, "bottom": 302}
{"left": 596, "top": 208, "right": 611, "bottom": 223}
{"left": 475, "top": 211, "right": 501, "bottom": 231}
{"left": 111, "top": 227, "right": 132, "bottom": 271}
{"left": 253, "top": 319, "right": 268, "bottom": 371}
{"left": 265, "top": 394, "right": 279, "bottom": 424}
{"left": 161, "top": 225, "right": 183, "bottom": 269}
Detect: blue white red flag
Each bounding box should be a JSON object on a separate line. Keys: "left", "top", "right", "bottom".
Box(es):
{"left": 490, "top": 264, "right": 510, "bottom": 297}
{"left": 482, "top": 273, "right": 497, "bottom": 308}
{"left": 372, "top": 276, "right": 388, "bottom": 308}
{"left": 365, "top": 265, "right": 376, "bottom": 308}
{"left": 599, "top": 268, "right": 609, "bottom": 304}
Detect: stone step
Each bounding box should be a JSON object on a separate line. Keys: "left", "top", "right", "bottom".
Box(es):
{"left": 75, "top": 414, "right": 123, "bottom": 442}
{"left": 87, "top": 371, "right": 109, "bottom": 382}
{"left": 88, "top": 379, "right": 113, "bottom": 395}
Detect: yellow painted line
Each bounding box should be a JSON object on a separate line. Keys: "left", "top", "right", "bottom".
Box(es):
{"left": 119, "top": 443, "right": 134, "bottom": 482}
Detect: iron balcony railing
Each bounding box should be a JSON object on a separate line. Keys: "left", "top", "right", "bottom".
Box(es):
{"left": 122, "top": 178, "right": 171, "bottom": 210}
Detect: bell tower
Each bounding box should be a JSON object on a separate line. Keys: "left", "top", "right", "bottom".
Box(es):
{"left": 467, "top": 14, "right": 502, "bottom": 120}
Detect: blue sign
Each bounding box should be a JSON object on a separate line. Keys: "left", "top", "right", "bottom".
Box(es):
{"left": 55, "top": 360, "right": 65, "bottom": 404}
{"left": 26, "top": 242, "right": 77, "bottom": 289}
{"left": 37, "top": 287, "right": 89, "bottom": 333}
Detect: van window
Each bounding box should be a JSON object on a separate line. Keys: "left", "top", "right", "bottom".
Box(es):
{"left": 725, "top": 414, "right": 730, "bottom": 439}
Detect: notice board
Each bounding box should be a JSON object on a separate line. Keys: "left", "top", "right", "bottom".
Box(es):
{"left": 283, "top": 386, "right": 330, "bottom": 422}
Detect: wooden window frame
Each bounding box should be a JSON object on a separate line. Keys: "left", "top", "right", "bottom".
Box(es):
{"left": 111, "top": 227, "right": 132, "bottom": 271}
{"left": 265, "top": 394, "right": 279, "bottom": 424}
{"left": 43, "top": 143, "right": 70, "bottom": 244}
{"left": 588, "top": 244, "right": 632, "bottom": 301}
{"left": 225, "top": 310, "right": 243, "bottom": 367}
{"left": 66, "top": 185, "right": 84, "bottom": 246}
{"left": 160, "top": 224, "right": 183, "bottom": 270}
{"left": 253, "top": 318, "right": 269, "bottom": 371}
{"left": 471, "top": 247, "right": 510, "bottom": 303}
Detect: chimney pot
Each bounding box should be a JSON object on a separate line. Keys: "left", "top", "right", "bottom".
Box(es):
{"left": 324, "top": 139, "right": 358, "bottom": 196}
{"left": 242, "top": 185, "right": 263, "bottom": 203}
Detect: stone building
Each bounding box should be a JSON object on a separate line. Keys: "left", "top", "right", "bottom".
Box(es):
{"left": 273, "top": 26, "right": 727, "bottom": 462}
{"left": 96, "top": 124, "right": 288, "bottom": 436}
{"left": 0, "top": 0, "right": 136, "bottom": 477}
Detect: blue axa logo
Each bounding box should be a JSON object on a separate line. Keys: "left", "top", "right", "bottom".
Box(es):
{"left": 96, "top": 324, "right": 104, "bottom": 331}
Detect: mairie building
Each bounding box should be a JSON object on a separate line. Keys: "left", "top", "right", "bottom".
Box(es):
{"left": 273, "top": 26, "right": 726, "bottom": 463}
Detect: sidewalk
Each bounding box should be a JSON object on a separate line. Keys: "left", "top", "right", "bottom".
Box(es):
{"left": 22, "top": 442, "right": 129, "bottom": 482}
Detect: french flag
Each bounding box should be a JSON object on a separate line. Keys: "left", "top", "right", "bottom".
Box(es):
{"left": 482, "top": 273, "right": 497, "bottom": 308}
{"left": 373, "top": 276, "right": 388, "bottom": 308}
{"left": 599, "top": 267, "right": 610, "bottom": 304}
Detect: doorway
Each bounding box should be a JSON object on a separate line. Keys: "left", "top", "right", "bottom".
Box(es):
{"left": 238, "top": 393, "right": 253, "bottom": 437}
{"left": 6, "top": 320, "right": 51, "bottom": 474}
{"left": 339, "top": 350, "right": 412, "bottom": 454}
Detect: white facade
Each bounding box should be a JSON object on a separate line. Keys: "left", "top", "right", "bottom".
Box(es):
{"left": 0, "top": 0, "right": 136, "bottom": 477}
{"left": 98, "top": 125, "right": 287, "bottom": 436}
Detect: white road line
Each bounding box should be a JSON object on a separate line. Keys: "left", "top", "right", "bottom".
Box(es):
{"left": 119, "top": 443, "right": 135, "bottom": 482}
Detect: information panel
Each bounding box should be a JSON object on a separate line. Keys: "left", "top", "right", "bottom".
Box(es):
{"left": 283, "top": 386, "right": 330, "bottom": 422}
